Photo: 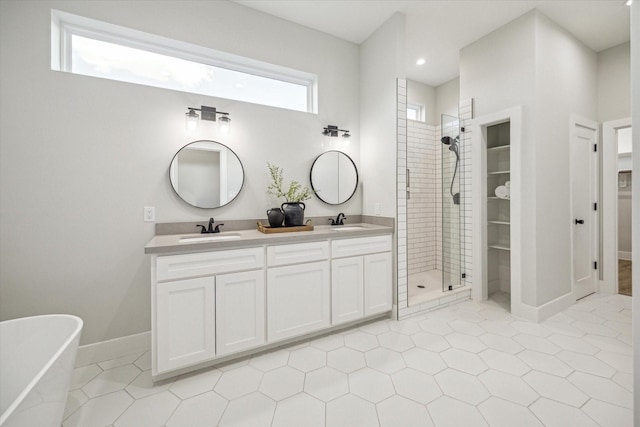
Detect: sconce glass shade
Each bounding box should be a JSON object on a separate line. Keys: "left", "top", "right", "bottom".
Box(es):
{"left": 342, "top": 132, "right": 350, "bottom": 147}
{"left": 219, "top": 115, "right": 231, "bottom": 134}
{"left": 185, "top": 109, "right": 199, "bottom": 130}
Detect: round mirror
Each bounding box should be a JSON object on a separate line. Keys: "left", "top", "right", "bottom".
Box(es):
{"left": 169, "top": 140, "right": 244, "bottom": 209}
{"left": 310, "top": 151, "right": 358, "bottom": 205}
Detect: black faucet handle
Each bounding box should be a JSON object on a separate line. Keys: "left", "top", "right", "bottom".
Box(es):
{"left": 328, "top": 218, "right": 337, "bottom": 226}
{"left": 214, "top": 224, "right": 224, "bottom": 233}
{"left": 196, "top": 225, "right": 207, "bottom": 234}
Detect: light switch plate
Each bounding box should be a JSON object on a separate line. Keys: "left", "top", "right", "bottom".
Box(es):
{"left": 143, "top": 206, "right": 155, "bottom": 222}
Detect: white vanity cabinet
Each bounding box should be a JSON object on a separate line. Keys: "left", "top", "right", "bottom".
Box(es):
{"left": 215, "top": 270, "right": 265, "bottom": 356}
{"left": 156, "top": 276, "right": 216, "bottom": 373}
{"left": 149, "top": 229, "right": 393, "bottom": 379}
{"left": 153, "top": 247, "right": 264, "bottom": 374}
{"left": 331, "top": 235, "right": 393, "bottom": 325}
{"left": 266, "top": 241, "right": 331, "bottom": 342}
{"left": 363, "top": 252, "right": 393, "bottom": 315}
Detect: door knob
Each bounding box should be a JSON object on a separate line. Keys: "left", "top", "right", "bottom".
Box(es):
{"left": 575, "top": 219, "right": 584, "bottom": 225}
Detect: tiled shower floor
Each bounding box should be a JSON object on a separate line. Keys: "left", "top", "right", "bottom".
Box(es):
{"left": 64, "top": 293, "right": 633, "bottom": 426}
{"left": 408, "top": 269, "right": 470, "bottom": 307}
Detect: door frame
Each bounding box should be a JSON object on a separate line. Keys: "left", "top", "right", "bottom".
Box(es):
{"left": 569, "top": 115, "right": 599, "bottom": 300}
{"left": 601, "top": 117, "right": 632, "bottom": 294}
{"left": 471, "top": 106, "right": 523, "bottom": 316}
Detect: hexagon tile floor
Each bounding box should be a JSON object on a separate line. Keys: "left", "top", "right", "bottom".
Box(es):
{"left": 64, "top": 292, "right": 633, "bottom": 426}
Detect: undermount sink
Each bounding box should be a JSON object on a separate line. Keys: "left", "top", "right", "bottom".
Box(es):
{"left": 179, "top": 234, "right": 242, "bottom": 243}
{"left": 331, "top": 226, "right": 366, "bottom": 232}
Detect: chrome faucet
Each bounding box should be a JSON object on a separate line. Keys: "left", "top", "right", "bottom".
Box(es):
{"left": 329, "top": 213, "right": 347, "bottom": 226}
{"left": 197, "top": 218, "right": 224, "bottom": 234}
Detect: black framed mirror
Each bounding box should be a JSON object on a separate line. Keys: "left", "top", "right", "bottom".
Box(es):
{"left": 310, "top": 151, "right": 358, "bottom": 205}
{"left": 169, "top": 140, "right": 244, "bottom": 209}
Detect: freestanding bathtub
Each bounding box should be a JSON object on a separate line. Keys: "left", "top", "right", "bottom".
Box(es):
{"left": 0, "top": 315, "right": 83, "bottom": 427}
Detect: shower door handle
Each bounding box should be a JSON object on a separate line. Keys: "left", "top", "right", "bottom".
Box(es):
{"left": 575, "top": 219, "right": 584, "bottom": 225}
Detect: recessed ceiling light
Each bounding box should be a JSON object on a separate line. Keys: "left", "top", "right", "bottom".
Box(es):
{"left": 626, "top": 0, "right": 632, "bottom": 5}
{"left": 416, "top": 58, "right": 426, "bottom": 66}
{"left": 235, "top": 83, "right": 244, "bottom": 89}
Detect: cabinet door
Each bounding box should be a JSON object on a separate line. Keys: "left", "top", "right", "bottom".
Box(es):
{"left": 267, "top": 261, "right": 330, "bottom": 342}
{"left": 156, "top": 276, "right": 216, "bottom": 373}
{"left": 216, "top": 270, "right": 265, "bottom": 356}
{"left": 364, "top": 252, "right": 392, "bottom": 316}
{"left": 331, "top": 257, "right": 364, "bottom": 325}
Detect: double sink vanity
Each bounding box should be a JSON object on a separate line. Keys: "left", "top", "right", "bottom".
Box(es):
{"left": 145, "top": 222, "right": 393, "bottom": 380}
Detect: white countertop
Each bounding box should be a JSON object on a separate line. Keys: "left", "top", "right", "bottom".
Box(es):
{"left": 145, "top": 223, "right": 393, "bottom": 255}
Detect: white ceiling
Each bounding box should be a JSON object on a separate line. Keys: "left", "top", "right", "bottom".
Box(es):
{"left": 233, "top": 0, "right": 631, "bottom": 87}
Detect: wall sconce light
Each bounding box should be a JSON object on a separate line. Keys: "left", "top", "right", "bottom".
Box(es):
{"left": 322, "top": 125, "right": 351, "bottom": 149}
{"left": 322, "top": 125, "right": 350, "bottom": 139}
{"left": 185, "top": 105, "right": 231, "bottom": 134}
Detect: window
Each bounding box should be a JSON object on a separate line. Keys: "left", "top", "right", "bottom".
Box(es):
{"left": 407, "top": 103, "right": 425, "bottom": 122}
{"left": 51, "top": 10, "right": 317, "bottom": 113}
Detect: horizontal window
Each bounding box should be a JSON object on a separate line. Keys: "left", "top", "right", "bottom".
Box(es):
{"left": 51, "top": 10, "right": 317, "bottom": 113}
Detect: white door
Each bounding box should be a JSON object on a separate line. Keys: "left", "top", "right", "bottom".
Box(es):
{"left": 364, "top": 252, "right": 393, "bottom": 315}
{"left": 156, "top": 276, "right": 216, "bottom": 373}
{"left": 571, "top": 119, "right": 599, "bottom": 300}
{"left": 216, "top": 270, "right": 265, "bottom": 356}
{"left": 267, "top": 261, "right": 330, "bottom": 342}
{"left": 331, "top": 257, "right": 364, "bottom": 325}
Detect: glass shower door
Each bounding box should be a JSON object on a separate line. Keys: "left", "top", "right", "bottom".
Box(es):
{"left": 441, "top": 114, "right": 464, "bottom": 291}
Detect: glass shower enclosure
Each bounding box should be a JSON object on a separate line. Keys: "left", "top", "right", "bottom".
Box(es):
{"left": 441, "top": 114, "right": 465, "bottom": 291}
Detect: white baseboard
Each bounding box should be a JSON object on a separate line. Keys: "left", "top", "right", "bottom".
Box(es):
{"left": 598, "top": 279, "right": 615, "bottom": 295}
{"left": 512, "top": 292, "right": 575, "bottom": 322}
{"left": 537, "top": 292, "right": 575, "bottom": 321}
{"left": 75, "top": 331, "right": 150, "bottom": 367}
{"left": 618, "top": 251, "right": 632, "bottom": 261}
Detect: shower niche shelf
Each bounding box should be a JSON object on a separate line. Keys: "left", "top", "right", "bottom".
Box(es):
{"left": 488, "top": 243, "right": 510, "bottom": 251}
{"left": 487, "top": 144, "right": 510, "bottom": 152}
{"left": 485, "top": 121, "right": 511, "bottom": 298}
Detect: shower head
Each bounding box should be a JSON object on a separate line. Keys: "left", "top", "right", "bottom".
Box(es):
{"left": 442, "top": 135, "right": 460, "bottom": 161}
{"left": 441, "top": 135, "right": 459, "bottom": 145}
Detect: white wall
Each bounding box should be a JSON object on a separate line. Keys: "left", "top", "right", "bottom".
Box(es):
{"left": 461, "top": 10, "right": 598, "bottom": 308}
{"left": 435, "top": 77, "right": 460, "bottom": 121}
{"left": 407, "top": 80, "right": 436, "bottom": 125}
{"left": 630, "top": 4, "right": 640, "bottom": 421}
{"left": 461, "top": 11, "right": 538, "bottom": 306}
{"left": 407, "top": 76, "right": 460, "bottom": 127}
{"left": 533, "top": 12, "right": 597, "bottom": 304}
{"left": 597, "top": 42, "right": 631, "bottom": 123}
{"left": 360, "top": 12, "right": 406, "bottom": 218}
{"left": 0, "top": 0, "right": 360, "bottom": 344}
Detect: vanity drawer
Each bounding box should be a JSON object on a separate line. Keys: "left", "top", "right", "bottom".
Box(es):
{"left": 267, "top": 241, "right": 329, "bottom": 267}
{"left": 156, "top": 247, "right": 264, "bottom": 282}
{"left": 331, "top": 235, "right": 392, "bottom": 258}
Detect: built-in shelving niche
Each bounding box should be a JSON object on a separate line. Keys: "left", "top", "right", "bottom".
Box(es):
{"left": 486, "top": 122, "right": 511, "bottom": 296}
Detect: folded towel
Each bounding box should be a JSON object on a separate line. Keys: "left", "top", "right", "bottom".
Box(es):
{"left": 495, "top": 185, "right": 510, "bottom": 199}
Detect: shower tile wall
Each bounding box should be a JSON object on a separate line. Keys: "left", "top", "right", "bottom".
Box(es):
{"left": 460, "top": 99, "right": 473, "bottom": 286}
{"left": 396, "top": 79, "right": 408, "bottom": 313}
{"left": 407, "top": 120, "right": 437, "bottom": 276}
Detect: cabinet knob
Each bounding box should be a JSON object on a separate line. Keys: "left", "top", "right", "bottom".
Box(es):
{"left": 575, "top": 219, "right": 584, "bottom": 225}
